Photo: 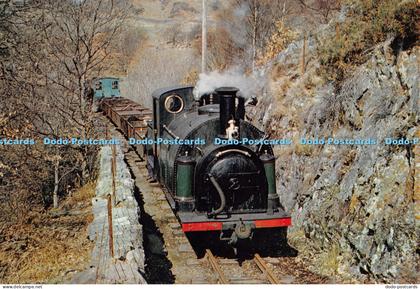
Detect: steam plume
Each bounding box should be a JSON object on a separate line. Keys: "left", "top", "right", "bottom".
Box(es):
{"left": 194, "top": 68, "right": 264, "bottom": 99}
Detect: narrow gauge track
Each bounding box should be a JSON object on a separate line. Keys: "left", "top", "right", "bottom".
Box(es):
{"left": 96, "top": 113, "right": 212, "bottom": 283}
{"left": 205, "top": 249, "right": 281, "bottom": 284}
{"left": 97, "top": 99, "right": 328, "bottom": 284}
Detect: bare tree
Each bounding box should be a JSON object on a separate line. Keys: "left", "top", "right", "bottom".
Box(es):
{"left": 0, "top": 0, "right": 130, "bottom": 214}
{"left": 33, "top": 0, "right": 129, "bottom": 134}
{"left": 204, "top": 0, "right": 293, "bottom": 71}
{"left": 298, "top": 0, "right": 341, "bottom": 23}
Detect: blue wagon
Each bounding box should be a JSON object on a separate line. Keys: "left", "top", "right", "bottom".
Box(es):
{"left": 93, "top": 77, "right": 121, "bottom": 99}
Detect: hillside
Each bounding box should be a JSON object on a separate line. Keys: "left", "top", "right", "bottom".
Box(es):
{"left": 247, "top": 4, "right": 419, "bottom": 282}
{"left": 120, "top": 0, "right": 212, "bottom": 107}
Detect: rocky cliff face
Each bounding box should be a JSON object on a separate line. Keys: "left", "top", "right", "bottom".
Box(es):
{"left": 251, "top": 36, "right": 418, "bottom": 282}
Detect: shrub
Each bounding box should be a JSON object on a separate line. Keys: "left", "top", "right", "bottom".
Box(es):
{"left": 317, "top": 0, "right": 419, "bottom": 82}
{"left": 257, "top": 21, "right": 298, "bottom": 66}
{"left": 181, "top": 69, "right": 199, "bottom": 85}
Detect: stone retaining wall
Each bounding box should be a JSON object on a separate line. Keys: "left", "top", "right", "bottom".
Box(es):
{"left": 72, "top": 145, "right": 146, "bottom": 284}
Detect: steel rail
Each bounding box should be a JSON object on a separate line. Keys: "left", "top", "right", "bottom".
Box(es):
{"left": 205, "top": 249, "right": 229, "bottom": 284}
{"left": 254, "top": 253, "right": 280, "bottom": 284}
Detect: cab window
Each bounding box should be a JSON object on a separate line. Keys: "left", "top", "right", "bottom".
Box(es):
{"left": 164, "top": 94, "right": 184, "bottom": 114}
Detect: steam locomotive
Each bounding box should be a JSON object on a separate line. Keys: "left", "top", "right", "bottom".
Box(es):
{"left": 142, "top": 85, "right": 291, "bottom": 245}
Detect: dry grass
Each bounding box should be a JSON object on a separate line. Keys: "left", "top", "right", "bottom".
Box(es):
{"left": 0, "top": 183, "right": 95, "bottom": 284}
{"left": 68, "top": 181, "right": 96, "bottom": 205}
{"left": 257, "top": 20, "right": 297, "bottom": 66}
{"left": 2, "top": 229, "right": 92, "bottom": 284}
{"left": 349, "top": 194, "right": 360, "bottom": 214}
{"left": 287, "top": 228, "right": 307, "bottom": 251}
{"left": 293, "top": 137, "right": 315, "bottom": 157}
{"left": 317, "top": 0, "right": 418, "bottom": 81}
{"left": 181, "top": 69, "right": 199, "bottom": 85}
{"left": 316, "top": 244, "right": 341, "bottom": 276}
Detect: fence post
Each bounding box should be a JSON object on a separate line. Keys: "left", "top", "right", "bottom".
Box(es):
{"left": 107, "top": 193, "right": 114, "bottom": 258}
{"left": 301, "top": 32, "right": 307, "bottom": 75}
{"left": 105, "top": 124, "right": 109, "bottom": 139}
{"left": 111, "top": 144, "right": 117, "bottom": 205}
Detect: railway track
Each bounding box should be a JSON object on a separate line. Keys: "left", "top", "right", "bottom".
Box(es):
{"left": 97, "top": 113, "right": 327, "bottom": 284}
{"left": 205, "top": 249, "right": 282, "bottom": 284}
{"left": 254, "top": 253, "right": 281, "bottom": 284}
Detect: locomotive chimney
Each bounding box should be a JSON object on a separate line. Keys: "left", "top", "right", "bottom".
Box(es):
{"left": 236, "top": 95, "right": 245, "bottom": 120}
{"left": 216, "top": 87, "right": 239, "bottom": 136}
